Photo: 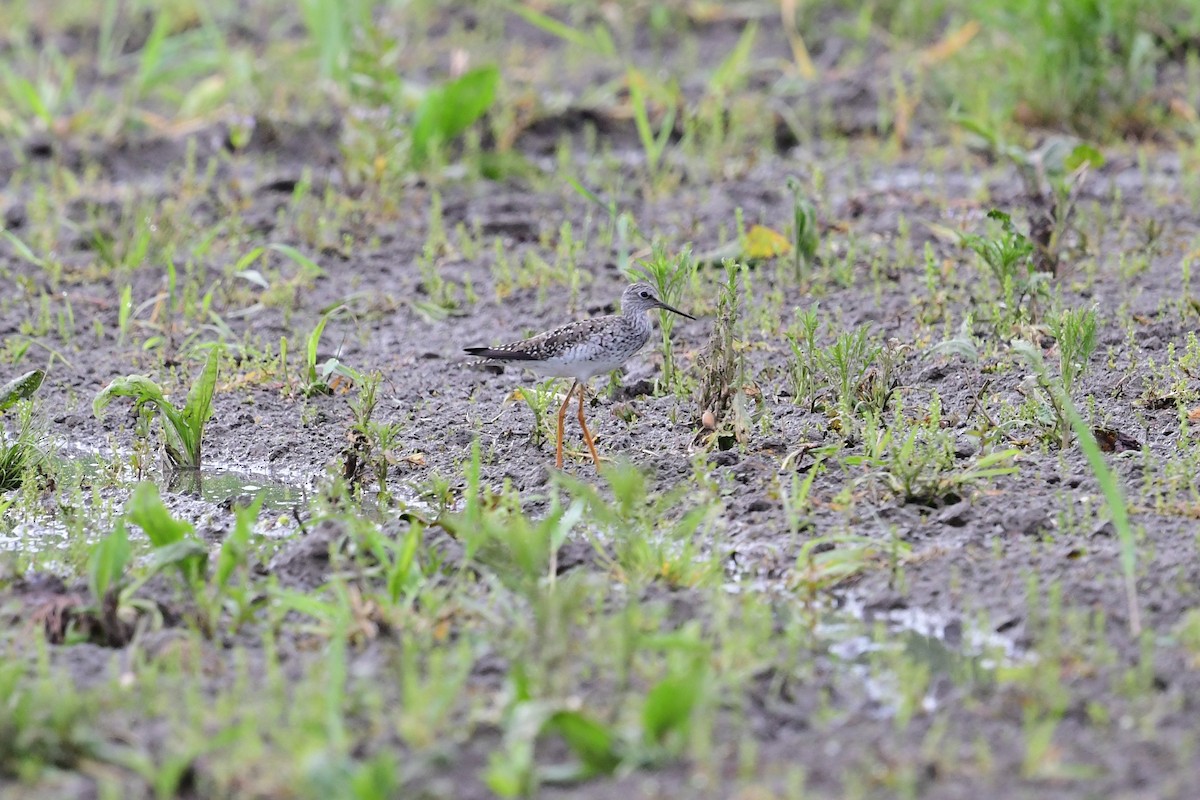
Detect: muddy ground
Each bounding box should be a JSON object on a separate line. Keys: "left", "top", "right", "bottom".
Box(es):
{"left": 4, "top": 4, "right": 1200, "bottom": 799}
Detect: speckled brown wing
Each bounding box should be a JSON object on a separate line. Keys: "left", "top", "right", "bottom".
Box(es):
{"left": 464, "top": 316, "right": 617, "bottom": 362}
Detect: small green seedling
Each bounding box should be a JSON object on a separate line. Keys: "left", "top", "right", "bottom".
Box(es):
{"left": 512, "top": 379, "right": 560, "bottom": 449}
{"left": 793, "top": 534, "right": 911, "bottom": 597}
{"left": 86, "top": 483, "right": 221, "bottom": 641}
{"left": 302, "top": 307, "right": 360, "bottom": 396}
{"left": 953, "top": 115, "right": 1105, "bottom": 270}
{"left": 1015, "top": 307, "right": 1098, "bottom": 448}
{"left": 786, "top": 176, "right": 820, "bottom": 279}
{"left": 85, "top": 484, "right": 206, "bottom": 621}
{"left": 206, "top": 494, "right": 264, "bottom": 630}
{"left": 485, "top": 627, "right": 707, "bottom": 796}
{"left": 93, "top": 346, "right": 220, "bottom": 470}
{"left": 960, "top": 210, "right": 1046, "bottom": 327}
{"left": 1050, "top": 305, "right": 1098, "bottom": 401}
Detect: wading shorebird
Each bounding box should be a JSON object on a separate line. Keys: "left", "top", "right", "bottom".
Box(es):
{"left": 464, "top": 282, "right": 695, "bottom": 468}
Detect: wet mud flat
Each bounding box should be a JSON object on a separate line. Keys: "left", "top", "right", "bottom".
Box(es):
{"left": 4, "top": 2, "right": 1200, "bottom": 798}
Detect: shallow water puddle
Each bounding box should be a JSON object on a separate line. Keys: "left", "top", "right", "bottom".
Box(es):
{"left": 727, "top": 572, "right": 1023, "bottom": 719}
{"left": 55, "top": 444, "right": 315, "bottom": 511}
{"left": 1, "top": 448, "right": 315, "bottom": 556}
{"left": 822, "top": 596, "right": 1025, "bottom": 718}
{"left": 166, "top": 463, "right": 310, "bottom": 511}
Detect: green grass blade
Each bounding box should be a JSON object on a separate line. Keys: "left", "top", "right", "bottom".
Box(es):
{"left": 1, "top": 228, "right": 46, "bottom": 267}
{"left": 710, "top": 21, "right": 758, "bottom": 95}
{"left": 508, "top": 4, "right": 594, "bottom": 50}
{"left": 1014, "top": 340, "right": 1140, "bottom": 636}
{"left": 268, "top": 243, "right": 325, "bottom": 278}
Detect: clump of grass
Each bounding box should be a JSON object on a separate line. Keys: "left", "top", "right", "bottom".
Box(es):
{"left": 486, "top": 630, "right": 708, "bottom": 794}
{"left": 849, "top": 395, "right": 1020, "bottom": 507}
{"left": 0, "top": 412, "right": 36, "bottom": 494}
{"left": 85, "top": 482, "right": 262, "bottom": 641}
{"left": 960, "top": 209, "right": 1050, "bottom": 333}
{"left": 0, "top": 659, "right": 97, "bottom": 777}
{"left": 344, "top": 371, "right": 405, "bottom": 499}
{"left": 560, "top": 459, "right": 722, "bottom": 588}
{"left": 627, "top": 68, "right": 680, "bottom": 187}
{"left": 1016, "top": 306, "right": 1098, "bottom": 448}
{"left": 512, "top": 379, "right": 560, "bottom": 451}
{"left": 949, "top": 0, "right": 1168, "bottom": 136}
{"left": 0, "top": 370, "right": 45, "bottom": 492}
{"left": 93, "top": 347, "right": 219, "bottom": 471}
{"left": 785, "top": 313, "right": 898, "bottom": 438}
{"left": 792, "top": 534, "right": 912, "bottom": 598}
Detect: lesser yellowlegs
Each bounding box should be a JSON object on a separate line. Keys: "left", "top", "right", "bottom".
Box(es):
{"left": 465, "top": 282, "right": 695, "bottom": 468}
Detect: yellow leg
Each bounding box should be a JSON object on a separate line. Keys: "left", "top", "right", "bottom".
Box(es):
{"left": 576, "top": 382, "right": 601, "bottom": 466}
{"left": 555, "top": 380, "right": 577, "bottom": 469}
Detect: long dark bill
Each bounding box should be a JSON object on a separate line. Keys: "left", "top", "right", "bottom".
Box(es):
{"left": 653, "top": 299, "right": 696, "bottom": 320}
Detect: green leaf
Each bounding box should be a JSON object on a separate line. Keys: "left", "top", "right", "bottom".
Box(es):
{"left": 548, "top": 498, "right": 584, "bottom": 552}
{"left": 386, "top": 525, "right": 422, "bottom": 602}
{"left": 88, "top": 521, "right": 131, "bottom": 601}
{"left": 0, "top": 370, "right": 44, "bottom": 412}
{"left": 182, "top": 346, "right": 220, "bottom": 448}
{"left": 641, "top": 673, "right": 701, "bottom": 744}
{"left": 564, "top": 176, "right": 609, "bottom": 215}
{"left": 411, "top": 66, "right": 499, "bottom": 164}
{"left": 546, "top": 711, "right": 620, "bottom": 775}
{"left": 213, "top": 495, "right": 262, "bottom": 591}
{"left": 148, "top": 539, "right": 209, "bottom": 581}
{"left": 93, "top": 374, "right": 172, "bottom": 419}
{"left": 307, "top": 310, "right": 335, "bottom": 369}
{"left": 1065, "top": 143, "right": 1104, "bottom": 171}
{"left": 125, "top": 482, "right": 193, "bottom": 548}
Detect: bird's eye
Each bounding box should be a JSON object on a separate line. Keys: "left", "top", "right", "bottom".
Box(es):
{"left": 639, "top": 291, "right": 650, "bottom": 298}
